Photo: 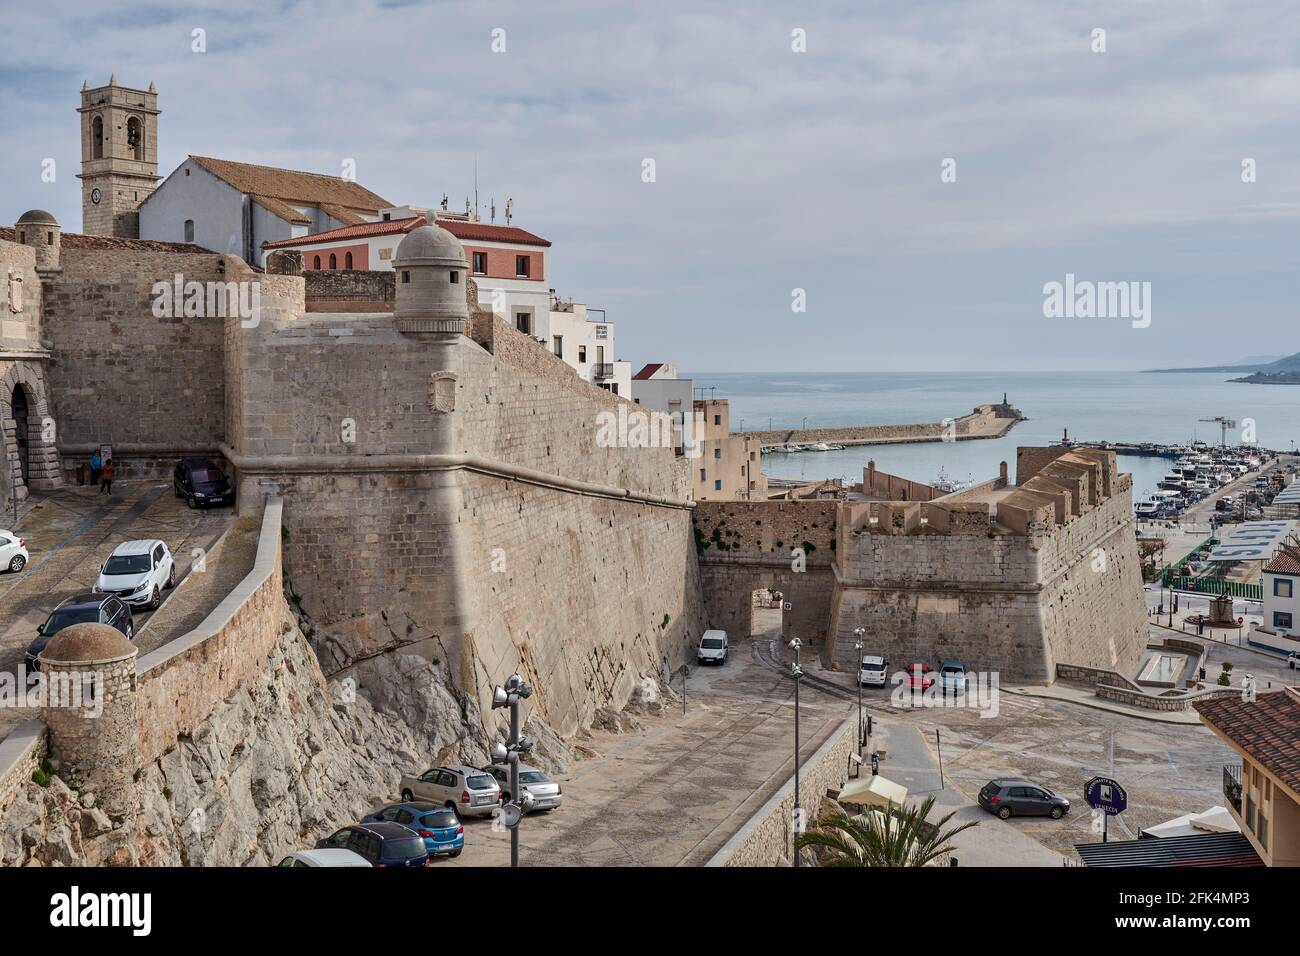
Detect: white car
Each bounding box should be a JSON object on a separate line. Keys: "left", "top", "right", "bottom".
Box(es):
{"left": 858, "top": 655, "right": 888, "bottom": 686}
{"left": 276, "top": 849, "right": 371, "bottom": 868}
{"left": 697, "top": 629, "right": 728, "bottom": 664}
{"left": 94, "top": 539, "right": 176, "bottom": 610}
{"left": 0, "top": 531, "right": 28, "bottom": 573}
{"left": 1288, "top": 652, "right": 1300, "bottom": 671}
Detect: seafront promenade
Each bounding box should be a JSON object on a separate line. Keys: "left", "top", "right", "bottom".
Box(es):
{"left": 739, "top": 400, "right": 1024, "bottom": 450}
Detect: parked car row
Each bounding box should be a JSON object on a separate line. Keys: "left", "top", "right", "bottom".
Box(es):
{"left": 279, "top": 762, "right": 564, "bottom": 868}
{"left": 857, "top": 657, "right": 969, "bottom": 693}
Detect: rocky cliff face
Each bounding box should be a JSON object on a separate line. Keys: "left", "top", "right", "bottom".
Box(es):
{"left": 2, "top": 601, "right": 492, "bottom": 867}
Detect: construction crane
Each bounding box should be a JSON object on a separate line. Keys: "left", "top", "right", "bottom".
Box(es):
{"left": 1199, "top": 416, "right": 1236, "bottom": 448}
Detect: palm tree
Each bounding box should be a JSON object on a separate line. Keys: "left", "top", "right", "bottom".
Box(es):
{"left": 794, "top": 796, "right": 978, "bottom": 867}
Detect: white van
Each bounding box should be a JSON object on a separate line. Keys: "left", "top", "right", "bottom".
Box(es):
{"left": 697, "top": 629, "right": 728, "bottom": 665}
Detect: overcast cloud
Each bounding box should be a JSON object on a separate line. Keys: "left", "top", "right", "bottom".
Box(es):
{"left": 3, "top": 0, "right": 1298, "bottom": 371}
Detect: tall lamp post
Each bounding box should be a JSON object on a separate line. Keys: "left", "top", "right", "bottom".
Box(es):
{"left": 853, "top": 627, "right": 865, "bottom": 751}
{"left": 490, "top": 673, "right": 535, "bottom": 868}
{"left": 790, "top": 636, "right": 804, "bottom": 868}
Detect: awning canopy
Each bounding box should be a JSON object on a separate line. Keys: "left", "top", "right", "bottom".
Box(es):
{"left": 1140, "top": 805, "right": 1239, "bottom": 839}
{"left": 837, "top": 774, "right": 908, "bottom": 809}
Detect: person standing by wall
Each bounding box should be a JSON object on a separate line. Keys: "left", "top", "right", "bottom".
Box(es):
{"left": 89, "top": 450, "right": 102, "bottom": 486}
{"left": 99, "top": 458, "right": 115, "bottom": 495}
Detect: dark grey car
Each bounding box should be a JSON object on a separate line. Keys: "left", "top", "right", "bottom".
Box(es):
{"left": 978, "top": 779, "right": 1070, "bottom": 819}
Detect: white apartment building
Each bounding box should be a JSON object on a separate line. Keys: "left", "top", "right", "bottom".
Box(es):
{"left": 1259, "top": 551, "right": 1300, "bottom": 646}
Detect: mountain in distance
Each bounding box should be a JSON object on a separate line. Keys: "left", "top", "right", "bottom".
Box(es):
{"left": 1143, "top": 351, "right": 1300, "bottom": 375}
{"left": 1229, "top": 352, "right": 1300, "bottom": 384}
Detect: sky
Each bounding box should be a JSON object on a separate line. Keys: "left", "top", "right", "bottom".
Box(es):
{"left": 2, "top": 0, "right": 1299, "bottom": 372}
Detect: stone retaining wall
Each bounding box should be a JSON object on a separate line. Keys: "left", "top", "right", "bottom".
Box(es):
{"left": 0, "top": 719, "right": 46, "bottom": 819}
{"left": 135, "top": 496, "right": 284, "bottom": 765}
{"left": 707, "top": 710, "right": 856, "bottom": 867}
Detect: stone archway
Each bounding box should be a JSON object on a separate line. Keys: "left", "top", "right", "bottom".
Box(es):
{"left": 0, "top": 362, "right": 63, "bottom": 506}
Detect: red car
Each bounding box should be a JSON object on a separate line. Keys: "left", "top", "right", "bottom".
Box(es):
{"left": 903, "top": 663, "right": 934, "bottom": 690}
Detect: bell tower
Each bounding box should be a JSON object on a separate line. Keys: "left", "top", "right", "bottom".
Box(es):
{"left": 77, "top": 75, "right": 161, "bottom": 238}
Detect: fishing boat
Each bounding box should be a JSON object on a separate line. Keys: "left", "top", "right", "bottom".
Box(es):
{"left": 808, "top": 442, "right": 832, "bottom": 452}
{"left": 932, "top": 468, "right": 973, "bottom": 494}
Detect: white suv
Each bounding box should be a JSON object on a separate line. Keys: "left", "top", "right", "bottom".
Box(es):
{"left": 858, "top": 655, "right": 888, "bottom": 686}
{"left": 95, "top": 539, "right": 175, "bottom": 610}
{"left": 697, "top": 629, "right": 728, "bottom": 664}
{"left": 0, "top": 531, "right": 28, "bottom": 573}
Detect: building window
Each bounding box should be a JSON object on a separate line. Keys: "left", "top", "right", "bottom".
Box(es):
{"left": 183, "top": 220, "right": 195, "bottom": 243}
{"left": 382, "top": 213, "right": 391, "bottom": 221}
{"left": 345, "top": 252, "right": 354, "bottom": 269}
{"left": 402, "top": 270, "right": 410, "bottom": 283}
{"left": 714, "top": 415, "right": 721, "bottom": 426}
{"left": 553, "top": 335, "right": 563, "bottom": 358}
{"left": 92, "top": 115, "right": 104, "bottom": 159}
{"left": 699, "top": 469, "right": 706, "bottom": 482}
{"left": 328, "top": 254, "right": 337, "bottom": 270}
{"left": 314, "top": 256, "right": 322, "bottom": 270}
{"left": 515, "top": 255, "right": 530, "bottom": 277}
{"left": 46, "top": 232, "right": 54, "bottom": 246}
{"left": 515, "top": 312, "right": 531, "bottom": 334}
{"left": 473, "top": 252, "right": 487, "bottom": 274}
{"left": 1275, "top": 612, "right": 1294, "bottom": 630}
{"left": 450, "top": 270, "right": 458, "bottom": 283}
{"left": 713, "top": 448, "right": 721, "bottom": 459}
{"left": 1275, "top": 578, "right": 1293, "bottom": 598}
{"left": 578, "top": 346, "right": 587, "bottom": 363}
{"left": 714, "top": 480, "right": 722, "bottom": 491}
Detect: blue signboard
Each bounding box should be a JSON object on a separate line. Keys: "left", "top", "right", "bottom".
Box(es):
{"left": 1084, "top": 776, "right": 1127, "bottom": 816}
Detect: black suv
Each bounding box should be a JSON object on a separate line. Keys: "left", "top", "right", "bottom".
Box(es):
{"left": 978, "top": 779, "right": 1070, "bottom": 819}
{"left": 315, "top": 822, "right": 429, "bottom": 867}
{"left": 174, "top": 457, "right": 235, "bottom": 509}
{"left": 26, "top": 592, "right": 134, "bottom": 674}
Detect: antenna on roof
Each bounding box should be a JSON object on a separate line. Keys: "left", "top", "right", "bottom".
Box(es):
{"left": 473, "top": 154, "right": 479, "bottom": 223}
{"left": 490, "top": 198, "right": 496, "bottom": 223}
{"left": 505, "top": 198, "right": 513, "bottom": 225}
{"left": 440, "top": 194, "right": 448, "bottom": 211}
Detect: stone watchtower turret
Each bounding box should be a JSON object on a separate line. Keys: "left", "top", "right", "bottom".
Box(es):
{"left": 39, "top": 623, "right": 140, "bottom": 820}
{"left": 15, "top": 209, "right": 62, "bottom": 272}
{"left": 77, "top": 76, "right": 161, "bottom": 238}
{"left": 392, "top": 222, "right": 469, "bottom": 338}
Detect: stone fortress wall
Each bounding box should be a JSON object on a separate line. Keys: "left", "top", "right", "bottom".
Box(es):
{"left": 1, "top": 234, "right": 62, "bottom": 509}
{"left": 692, "top": 442, "right": 1147, "bottom": 684}
{"left": 221, "top": 256, "right": 706, "bottom": 739}
{"left": 824, "top": 447, "right": 1147, "bottom": 681}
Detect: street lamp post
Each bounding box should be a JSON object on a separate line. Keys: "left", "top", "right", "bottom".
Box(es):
{"left": 790, "top": 637, "right": 804, "bottom": 868}
{"left": 853, "top": 627, "right": 865, "bottom": 751}
{"left": 490, "top": 674, "right": 535, "bottom": 868}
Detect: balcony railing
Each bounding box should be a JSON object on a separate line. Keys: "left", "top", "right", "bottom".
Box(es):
{"left": 592, "top": 363, "right": 614, "bottom": 379}
{"left": 1223, "top": 763, "right": 1243, "bottom": 814}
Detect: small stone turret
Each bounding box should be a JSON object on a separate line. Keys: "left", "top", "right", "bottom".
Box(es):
{"left": 15, "top": 210, "right": 61, "bottom": 272}
{"left": 39, "top": 622, "right": 139, "bottom": 819}
{"left": 392, "top": 222, "right": 468, "bottom": 337}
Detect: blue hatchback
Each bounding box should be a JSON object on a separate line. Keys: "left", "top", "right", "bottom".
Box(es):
{"left": 363, "top": 801, "right": 464, "bottom": 858}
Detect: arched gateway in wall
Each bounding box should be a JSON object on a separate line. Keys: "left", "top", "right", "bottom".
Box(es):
{"left": 0, "top": 363, "right": 63, "bottom": 506}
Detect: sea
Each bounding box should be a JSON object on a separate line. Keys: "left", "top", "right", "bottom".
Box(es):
{"left": 685, "top": 371, "right": 1299, "bottom": 501}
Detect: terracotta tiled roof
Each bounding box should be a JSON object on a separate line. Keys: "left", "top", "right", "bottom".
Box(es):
{"left": 633, "top": 363, "right": 665, "bottom": 380}
{"left": 250, "top": 194, "right": 311, "bottom": 225}
{"left": 433, "top": 218, "right": 550, "bottom": 247}
{"left": 317, "top": 203, "right": 369, "bottom": 226}
{"left": 1195, "top": 689, "right": 1300, "bottom": 796}
{"left": 262, "top": 215, "right": 553, "bottom": 251}
{"left": 190, "top": 156, "right": 391, "bottom": 216}
{"left": 0, "top": 226, "right": 208, "bottom": 253}
{"left": 262, "top": 217, "right": 423, "bottom": 249}
{"left": 1265, "top": 552, "right": 1300, "bottom": 575}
